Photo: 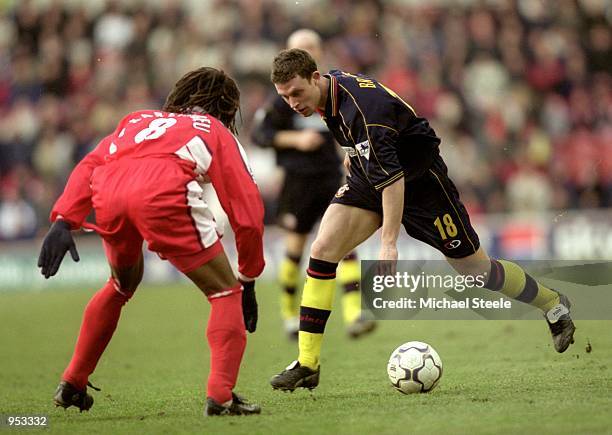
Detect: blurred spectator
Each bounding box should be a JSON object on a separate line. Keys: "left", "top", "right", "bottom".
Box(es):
{"left": 0, "top": 0, "right": 610, "bottom": 240}
{"left": 0, "top": 174, "right": 37, "bottom": 240}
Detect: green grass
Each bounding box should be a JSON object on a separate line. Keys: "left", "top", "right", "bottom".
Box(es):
{"left": 1, "top": 283, "right": 610, "bottom": 434}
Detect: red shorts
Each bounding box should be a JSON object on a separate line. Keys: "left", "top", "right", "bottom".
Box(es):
{"left": 88, "top": 158, "right": 223, "bottom": 274}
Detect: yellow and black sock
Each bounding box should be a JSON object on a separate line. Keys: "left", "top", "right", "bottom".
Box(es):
{"left": 337, "top": 252, "right": 361, "bottom": 325}
{"left": 298, "top": 257, "right": 337, "bottom": 370}
{"left": 486, "top": 259, "right": 560, "bottom": 312}
{"left": 278, "top": 254, "right": 301, "bottom": 321}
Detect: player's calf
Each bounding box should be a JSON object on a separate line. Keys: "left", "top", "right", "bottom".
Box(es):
{"left": 206, "top": 289, "right": 247, "bottom": 404}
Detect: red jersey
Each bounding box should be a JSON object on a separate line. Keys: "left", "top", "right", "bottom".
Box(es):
{"left": 52, "top": 110, "right": 265, "bottom": 278}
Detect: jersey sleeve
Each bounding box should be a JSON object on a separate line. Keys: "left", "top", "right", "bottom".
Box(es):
{"left": 251, "top": 96, "right": 291, "bottom": 148}
{"left": 364, "top": 123, "right": 404, "bottom": 190}
{"left": 50, "top": 135, "right": 111, "bottom": 229}
{"left": 207, "top": 130, "right": 265, "bottom": 279}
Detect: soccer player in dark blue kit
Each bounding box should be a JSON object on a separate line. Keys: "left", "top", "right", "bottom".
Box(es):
{"left": 268, "top": 48, "right": 576, "bottom": 391}
{"left": 253, "top": 30, "right": 374, "bottom": 340}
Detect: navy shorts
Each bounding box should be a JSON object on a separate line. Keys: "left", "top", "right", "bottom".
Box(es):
{"left": 331, "top": 155, "right": 480, "bottom": 258}
{"left": 277, "top": 172, "right": 342, "bottom": 234}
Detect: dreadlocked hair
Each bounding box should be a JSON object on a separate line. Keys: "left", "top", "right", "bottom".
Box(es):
{"left": 163, "top": 67, "right": 241, "bottom": 134}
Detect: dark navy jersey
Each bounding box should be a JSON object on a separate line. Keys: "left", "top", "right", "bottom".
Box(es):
{"left": 321, "top": 70, "right": 441, "bottom": 190}
{"left": 252, "top": 94, "right": 341, "bottom": 176}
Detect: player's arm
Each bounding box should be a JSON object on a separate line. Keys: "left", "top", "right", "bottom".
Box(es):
{"left": 367, "top": 124, "right": 404, "bottom": 262}
{"left": 343, "top": 152, "right": 351, "bottom": 174}
{"left": 252, "top": 98, "right": 322, "bottom": 151}
{"left": 39, "top": 136, "right": 110, "bottom": 278}
{"left": 380, "top": 176, "right": 404, "bottom": 262}
{"left": 251, "top": 98, "right": 286, "bottom": 148}
{"left": 207, "top": 132, "right": 265, "bottom": 280}
{"left": 50, "top": 135, "right": 111, "bottom": 228}
{"left": 273, "top": 130, "right": 324, "bottom": 152}
{"left": 365, "top": 124, "right": 404, "bottom": 191}
{"left": 341, "top": 81, "right": 405, "bottom": 261}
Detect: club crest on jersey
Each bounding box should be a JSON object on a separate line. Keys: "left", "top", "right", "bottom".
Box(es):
{"left": 335, "top": 184, "right": 349, "bottom": 198}
{"left": 355, "top": 140, "right": 370, "bottom": 160}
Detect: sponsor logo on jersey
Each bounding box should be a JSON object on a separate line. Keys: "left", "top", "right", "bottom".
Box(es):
{"left": 355, "top": 140, "right": 370, "bottom": 160}
{"left": 342, "top": 142, "right": 370, "bottom": 160}
{"left": 444, "top": 239, "right": 461, "bottom": 250}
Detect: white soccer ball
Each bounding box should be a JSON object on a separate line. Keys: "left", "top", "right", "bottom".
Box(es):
{"left": 387, "top": 341, "right": 443, "bottom": 394}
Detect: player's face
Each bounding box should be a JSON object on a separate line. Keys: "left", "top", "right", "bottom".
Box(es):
{"left": 275, "top": 73, "right": 321, "bottom": 117}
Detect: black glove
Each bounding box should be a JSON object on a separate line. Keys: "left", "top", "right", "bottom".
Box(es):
{"left": 240, "top": 280, "right": 258, "bottom": 333}
{"left": 37, "top": 220, "right": 80, "bottom": 279}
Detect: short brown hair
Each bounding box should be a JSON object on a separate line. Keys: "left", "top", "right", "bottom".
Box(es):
{"left": 163, "top": 67, "right": 241, "bottom": 134}
{"left": 271, "top": 48, "right": 318, "bottom": 84}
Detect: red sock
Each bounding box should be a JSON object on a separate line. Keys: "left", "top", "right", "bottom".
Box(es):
{"left": 206, "top": 286, "right": 246, "bottom": 404}
{"left": 62, "top": 279, "right": 133, "bottom": 389}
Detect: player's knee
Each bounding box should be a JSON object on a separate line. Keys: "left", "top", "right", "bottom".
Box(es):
{"left": 310, "top": 237, "right": 337, "bottom": 261}
{"left": 447, "top": 247, "right": 490, "bottom": 278}
{"left": 108, "top": 277, "right": 136, "bottom": 302}
{"left": 113, "top": 274, "right": 142, "bottom": 293}
{"left": 111, "top": 259, "right": 144, "bottom": 292}
{"left": 446, "top": 259, "right": 489, "bottom": 279}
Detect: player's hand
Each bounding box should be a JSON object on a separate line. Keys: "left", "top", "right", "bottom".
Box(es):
{"left": 37, "top": 219, "right": 80, "bottom": 279}
{"left": 240, "top": 280, "right": 258, "bottom": 333}
{"left": 377, "top": 244, "right": 398, "bottom": 277}
{"left": 296, "top": 130, "right": 324, "bottom": 152}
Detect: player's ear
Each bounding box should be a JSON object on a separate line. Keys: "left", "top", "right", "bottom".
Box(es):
{"left": 312, "top": 71, "right": 321, "bottom": 82}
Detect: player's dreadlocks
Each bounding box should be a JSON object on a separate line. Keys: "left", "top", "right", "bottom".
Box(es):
{"left": 163, "top": 67, "right": 241, "bottom": 134}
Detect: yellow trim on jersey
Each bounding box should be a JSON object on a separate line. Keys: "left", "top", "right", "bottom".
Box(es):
{"left": 375, "top": 171, "right": 404, "bottom": 190}
{"left": 339, "top": 109, "right": 369, "bottom": 181}
{"left": 380, "top": 83, "right": 417, "bottom": 116}
{"left": 338, "top": 110, "right": 356, "bottom": 143}
{"left": 428, "top": 169, "right": 477, "bottom": 252}
{"left": 338, "top": 83, "right": 390, "bottom": 177}
{"left": 366, "top": 123, "right": 399, "bottom": 133}
{"left": 336, "top": 111, "right": 350, "bottom": 143}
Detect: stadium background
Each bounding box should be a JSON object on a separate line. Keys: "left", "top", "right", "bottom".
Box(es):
{"left": 0, "top": 1, "right": 611, "bottom": 433}
{"left": 0, "top": 0, "right": 610, "bottom": 289}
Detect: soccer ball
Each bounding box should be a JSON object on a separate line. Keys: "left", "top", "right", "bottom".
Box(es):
{"left": 387, "top": 341, "right": 443, "bottom": 394}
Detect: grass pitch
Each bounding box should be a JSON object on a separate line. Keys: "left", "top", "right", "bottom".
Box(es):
{"left": 1, "top": 282, "right": 610, "bottom": 434}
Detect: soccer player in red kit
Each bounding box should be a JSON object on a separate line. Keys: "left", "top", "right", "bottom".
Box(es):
{"left": 37, "top": 67, "right": 264, "bottom": 416}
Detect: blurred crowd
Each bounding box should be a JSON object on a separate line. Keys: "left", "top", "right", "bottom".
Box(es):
{"left": 0, "top": 0, "right": 610, "bottom": 240}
